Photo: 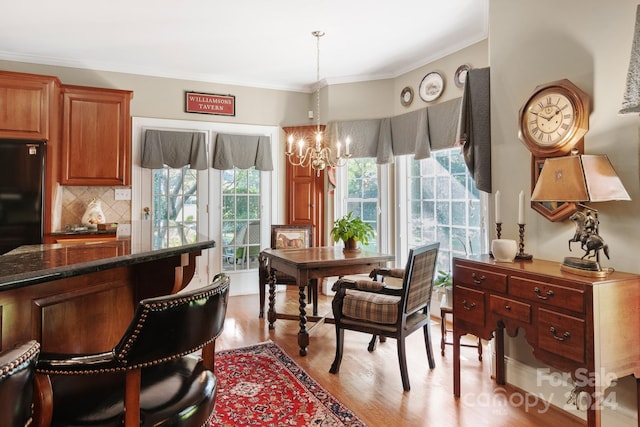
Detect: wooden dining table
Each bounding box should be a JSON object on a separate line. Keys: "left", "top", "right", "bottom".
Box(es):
{"left": 260, "top": 246, "right": 395, "bottom": 356}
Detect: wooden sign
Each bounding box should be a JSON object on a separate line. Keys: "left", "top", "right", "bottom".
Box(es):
{"left": 185, "top": 91, "right": 235, "bottom": 116}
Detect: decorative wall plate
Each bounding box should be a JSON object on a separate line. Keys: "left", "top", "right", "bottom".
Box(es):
{"left": 400, "top": 86, "right": 413, "bottom": 106}
{"left": 454, "top": 64, "right": 471, "bottom": 88}
{"left": 419, "top": 72, "right": 444, "bottom": 102}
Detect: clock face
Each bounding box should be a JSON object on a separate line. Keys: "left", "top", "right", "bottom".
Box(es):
{"left": 518, "top": 79, "right": 589, "bottom": 159}
{"left": 525, "top": 90, "right": 575, "bottom": 146}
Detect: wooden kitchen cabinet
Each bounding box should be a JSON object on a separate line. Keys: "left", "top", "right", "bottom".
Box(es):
{"left": 452, "top": 255, "right": 640, "bottom": 427}
{"left": 61, "top": 85, "right": 132, "bottom": 186}
{"left": 0, "top": 70, "right": 59, "bottom": 140}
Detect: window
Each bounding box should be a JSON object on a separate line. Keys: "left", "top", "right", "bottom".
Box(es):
{"left": 152, "top": 166, "right": 199, "bottom": 248}
{"left": 345, "top": 159, "right": 379, "bottom": 251}
{"left": 405, "top": 148, "right": 481, "bottom": 272}
{"left": 221, "top": 167, "right": 262, "bottom": 271}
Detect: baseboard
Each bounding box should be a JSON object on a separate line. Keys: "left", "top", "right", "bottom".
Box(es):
{"left": 494, "top": 351, "right": 636, "bottom": 426}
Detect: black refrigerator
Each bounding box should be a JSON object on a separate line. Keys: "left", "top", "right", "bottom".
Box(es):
{"left": 0, "top": 140, "right": 45, "bottom": 255}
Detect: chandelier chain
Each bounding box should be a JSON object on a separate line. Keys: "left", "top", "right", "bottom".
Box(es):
{"left": 284, "top": 30, "right": 351, "bottom": 175}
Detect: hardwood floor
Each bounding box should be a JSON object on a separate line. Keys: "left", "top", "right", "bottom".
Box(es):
{"left": 216, "top": 288, "right": 584, "bottom": 427}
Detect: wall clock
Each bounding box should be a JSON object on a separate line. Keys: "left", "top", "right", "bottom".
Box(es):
{"left": 518, "top": 79, "right": 590, "bottom": 158}
{"left": 519, "top": 79, "right": 590, "bottom": 222}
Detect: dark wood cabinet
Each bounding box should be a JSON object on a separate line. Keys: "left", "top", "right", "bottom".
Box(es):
{"left": 283, "top": 126, "right": 325, "bottom": 246}
{"left": 0, "top": 71, "right": 59, "bottom": 141}
{"left": 61, "top": 85, "right": 132, "bottom": 186}
{"left": 452, "top": 255, "right": 640, "bottom": 427}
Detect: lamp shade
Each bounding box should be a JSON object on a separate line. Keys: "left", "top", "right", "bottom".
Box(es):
{"left": 620, "top": 5, "right": 640, "bottom": 114}
{"left": 531, "top": 155, "right": 631, "bottom": 203}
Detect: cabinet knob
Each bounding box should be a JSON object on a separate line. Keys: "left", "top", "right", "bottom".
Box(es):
{"left": 504, "top": 305, "right": 511, "bottom": 310}
{"left": 534, "top": 287, "right": 554, "bottom": 300}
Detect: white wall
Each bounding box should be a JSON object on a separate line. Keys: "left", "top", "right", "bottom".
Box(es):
{"left": 490, "top": 1, "right": 639, "bottom": 424}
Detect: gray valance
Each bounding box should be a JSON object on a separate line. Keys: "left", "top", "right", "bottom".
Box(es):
{"left": 325, "top": 119, "right": 382, "bottom": 159}
{"left": 212, "top": 133, "right": 273, "bottom": 171}
{"left": 382, "top": 107, "right": 431, "bottom": 162}
{"left": 141, "top": 129, "right": 207, "bottom": 170}
{"left": 327, "top": 99, "right": 462, "bottom": 165}
{"left": 458, "top": 67, "right": 491, "bottom": 193}
{"left": 428, "top": 98, "right": 462, "bottom": 151}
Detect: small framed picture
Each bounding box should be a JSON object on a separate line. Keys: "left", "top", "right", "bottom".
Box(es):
{"left": 271, "top": 225, "right": 312, "bottom": 249}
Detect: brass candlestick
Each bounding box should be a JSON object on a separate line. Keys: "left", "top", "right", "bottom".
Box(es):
{"left": 515, "top": 223, "right": 533, "bottom": 260}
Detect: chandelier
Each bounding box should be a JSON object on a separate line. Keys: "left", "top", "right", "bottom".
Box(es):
{"left": 286, "top": 31, "right": 351, "bottom": 175}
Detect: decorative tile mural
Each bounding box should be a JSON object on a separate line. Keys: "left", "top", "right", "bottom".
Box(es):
{"left": 61, "top": 187, "right": 131, "bottom": 229}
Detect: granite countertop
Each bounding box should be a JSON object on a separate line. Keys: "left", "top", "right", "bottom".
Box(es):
{"left": 0, "top": 226, "right": 216, "bottom": 290}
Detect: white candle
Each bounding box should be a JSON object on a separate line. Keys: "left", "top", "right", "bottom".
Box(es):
{"left": 345, "top": 137, "right": 351, "bottom": 155}
{"left": 336, "top": 141, "right": 341, "bottom": 158}
{"left": 518, "top": 190, "right": 525, "bottom": 225}
{"left": 287, "top": 135, "right": 294, "bottom": 153}
{"left": 495, "top": 190, "right": 502, "bottom": 224}
{"left": 298, "top": 139, "right": 304, "bottom": 157}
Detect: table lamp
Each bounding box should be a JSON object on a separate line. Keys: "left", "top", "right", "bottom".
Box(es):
{"left": 531, "top": 152, "right": 631, "bottom": 277}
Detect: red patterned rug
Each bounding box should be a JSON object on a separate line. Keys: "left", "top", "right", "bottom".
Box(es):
{"left": 211, "top": 341, "right": 367, "bottom": 427}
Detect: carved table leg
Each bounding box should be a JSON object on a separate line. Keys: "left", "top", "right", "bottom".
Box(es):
{"left": 298, "top": 283, "right": 309, "bottom": 356}
{"left": 267, "top": 269, "right": 277, "bottom": 329}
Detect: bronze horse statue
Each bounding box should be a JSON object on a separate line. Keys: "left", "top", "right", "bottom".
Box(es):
{"left": 568, "top": 211, "right": 609, "bottom": 261}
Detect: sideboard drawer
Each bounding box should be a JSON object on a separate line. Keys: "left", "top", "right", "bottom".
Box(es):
{"left": 509, "top": 276, "right": 585, "bottom": 313}
{"left": 489, "top": 295, "right": 531, "bottom": 324}
{"left": 538, "top": 308, "right": 586, "bottom": 363}
{"left": 453, "top": 286, "right": 485, "bottom": 326}
{"left": 454, "top": 264, "right": 507, "bottom": 293}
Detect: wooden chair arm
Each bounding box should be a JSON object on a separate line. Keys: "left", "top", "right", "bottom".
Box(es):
{"left": 32, "top": 374, "right": 53, "bottom": 427}
{"left": 369, "top": 267, "right": 405, "bottom": 280}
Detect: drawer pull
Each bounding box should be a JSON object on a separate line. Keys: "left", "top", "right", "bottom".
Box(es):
{"left": 504, "top": 305, "right": 511, "bottom": 310}
{"left": 471, "top": 273, "right": 486, "bottom": 284}
{"left": 462, "top": 300, "right": 476, "bottom": 311}
{"left": 534, "top": 287, "right": 555, "bottom": 300}
{"left": 549, "top": 326, "right": 571, "bottom": 341}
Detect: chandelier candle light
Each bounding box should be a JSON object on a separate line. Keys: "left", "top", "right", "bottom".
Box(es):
{"left": 285, "top": 31, "right": 351, "bottom": 175}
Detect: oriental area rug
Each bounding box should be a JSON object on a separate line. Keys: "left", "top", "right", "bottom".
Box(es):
{"left": 211, "top": 341, "right": 367, "bottom": 427}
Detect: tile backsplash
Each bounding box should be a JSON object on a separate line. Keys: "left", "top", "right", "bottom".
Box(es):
{"left": 60, "top": 186, "right": 131, "bottom": 229}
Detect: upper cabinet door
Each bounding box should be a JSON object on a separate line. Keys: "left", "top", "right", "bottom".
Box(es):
{"left": 0, "top": 71, "right": 59, "bottom": 140}
{"left": 61, "top": 86, "right": 132, "bottom": 186}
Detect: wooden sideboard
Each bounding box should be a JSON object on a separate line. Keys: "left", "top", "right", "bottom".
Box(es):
{"left": 452, "top": 255, "right": 640, "bottom": 427}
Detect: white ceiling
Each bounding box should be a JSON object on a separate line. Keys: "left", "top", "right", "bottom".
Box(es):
{"left": 0, "top": 0, "right": 488, "bottom": 92}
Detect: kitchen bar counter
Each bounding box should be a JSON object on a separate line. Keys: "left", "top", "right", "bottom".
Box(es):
{"left": 0, "top": 236, "right": 215, "bottom": 290}
{"left": 0, "top": 228, "right": 216, "bottom": 354}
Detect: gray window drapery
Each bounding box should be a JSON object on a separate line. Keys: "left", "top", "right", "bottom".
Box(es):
{"left": 141, "top": 129, "right": 208, "bottom": 170}
{"left": 458, "top": 67, "right": 491, "bottom": 193}
{"left": 212, "top": 133, "right": 273, "bottom": 171}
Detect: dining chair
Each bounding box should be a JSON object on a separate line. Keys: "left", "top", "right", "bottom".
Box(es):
{"left": 329, "top": 242, "right": 439, "bottom": 391}
{"left": 258, "top": 224, "right": 316, "bottom": 318}
{"left": 35, "top": 273, "right": 230, "bottom": 427}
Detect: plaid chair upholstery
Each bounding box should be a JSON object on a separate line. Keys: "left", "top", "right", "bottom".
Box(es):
{"left": 329, "top": 242, "right": 439, "bottom": 391}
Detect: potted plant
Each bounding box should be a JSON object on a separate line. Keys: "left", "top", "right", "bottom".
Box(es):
{"left": 330, "top": 212, "right": 375, "bottom": 252}
{"left": 433, "top": 269, "right": 453, "bottom": 306}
